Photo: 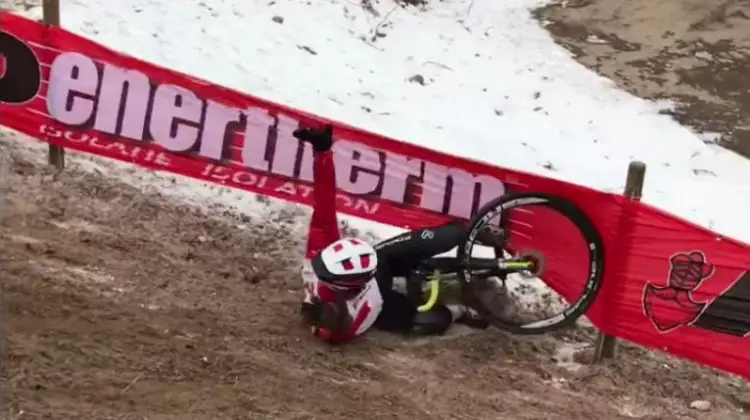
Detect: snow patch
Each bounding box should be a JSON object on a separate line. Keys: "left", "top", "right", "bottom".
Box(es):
{"left": 552, "top": 341, "right": 588, "bottom": 372}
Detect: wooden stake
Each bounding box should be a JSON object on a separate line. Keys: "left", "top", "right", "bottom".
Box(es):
{"left": 593, "top": 161, "right": 646, "bottom": 361}
{"left": 43, "top": 0, "right": 65, "bottom": 170}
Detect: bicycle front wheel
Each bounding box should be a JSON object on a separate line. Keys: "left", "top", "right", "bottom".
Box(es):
{"left": 458, "top": 193, "right": 605, "bottom": 335}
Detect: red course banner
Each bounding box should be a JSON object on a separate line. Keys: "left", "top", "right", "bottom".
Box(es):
{"left": 2, "top": 12, "right": 750, "bottom": 379}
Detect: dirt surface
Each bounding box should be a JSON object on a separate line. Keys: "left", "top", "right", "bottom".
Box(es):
{"left": 3, "top": 0, "right": 750, "bottom": 417}
{"left": 2, "top": 137, "right": 750, "bottom": 420}
{"left": 535, "top": 0, "right": 750, "bottom": 157}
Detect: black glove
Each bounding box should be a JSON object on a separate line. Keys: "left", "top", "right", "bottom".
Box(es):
{"left": 301, "top": 301, "right": 324, "bottom": 325}
{"left": 320, "top": 299, "right": 347, "bottom": 333}
{"left": 293, "top": 124, "right": 334, "bottom": 152}
{"left": 303, "top": 296, "right": 351, "bottom": 333}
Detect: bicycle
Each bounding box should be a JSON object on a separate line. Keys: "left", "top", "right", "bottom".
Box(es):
{"left": 406, "top": 192, "right": 606, "bottom": 335}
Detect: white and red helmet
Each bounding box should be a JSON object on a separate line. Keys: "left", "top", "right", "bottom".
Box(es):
{"left": 312, "top": 237, "right": 378, "bottom": 290}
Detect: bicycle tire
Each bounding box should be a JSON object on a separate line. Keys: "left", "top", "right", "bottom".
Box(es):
{"left": 457, "top": 192, "right": 605, "bottom": 335}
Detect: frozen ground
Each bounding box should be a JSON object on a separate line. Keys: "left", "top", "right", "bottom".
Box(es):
{"left": 3, "top": 0, "right": 750, "bottom": 418}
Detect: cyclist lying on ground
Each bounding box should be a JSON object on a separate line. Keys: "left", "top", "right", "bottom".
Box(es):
{"left": 296, "top": 124, "right": 491, "bottom": 345}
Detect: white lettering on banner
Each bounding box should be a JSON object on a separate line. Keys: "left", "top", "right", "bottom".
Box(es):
{"left": 40, "top": 125, "right": 172, "bottom": 165}
{"left": 151, "top": 83, "right": 203, "bottom": 151}
{"left": 47, "top": 52, "right": 98, "bottom": 125}
{"left": 380, "top": 153, "right": 423, "bottom": 203}
{"left": 422, "top": 161, "right": 506, "bottom": 219}
{"left": 333, "top": 140, "right": 382, "bottom": 195}
{"left": 200, "top": 100, "right": 244, "bottom": 160}
{"left": 272, "top": 113, "right": 301, "bottom": 178}
{"left": 200, "top": 164, "right": 270, "bottom": 188}
{"left": 242, "top": 107, "right": 275, "bottom": 171}
{"left": 44, "top": 51, "right": 507, "bottom": 220}
{"left": 94, "top": 66, "right": 150, "bottom": 139}
{"left": 298, "top": 142, "right": 315, "bottom": 182}
{"left": 199, "top": 164, "right": 380, "bottom": 215}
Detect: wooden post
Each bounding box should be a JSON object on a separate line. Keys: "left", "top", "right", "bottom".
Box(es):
{"left": 593, "top": 161, "right": 646, "bottom": 361}
{"left": 43, "top": 0, "right": 65, "bottom": 170}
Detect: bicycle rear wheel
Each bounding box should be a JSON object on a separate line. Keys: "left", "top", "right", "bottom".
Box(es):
{"left": 458, "top": 193, "right": 605, "bottom": 335}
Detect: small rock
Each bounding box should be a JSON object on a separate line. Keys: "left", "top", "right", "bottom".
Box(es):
{"left": 585, "top": 34, "right": 608, "bottom": 44}
{"left": 408, "top": 74, "right": 426, "bottom": 85}
{"left": 694, "top": 51, "right": 713, "bottom": 61}
{"left": 272, "top": 15, "right": 284, "bottom": 24}
{"left": 692, "top": 168, "right": 716, "bottom": 177}
{"left": 244, "top": 272, "right": 262, "bottom": 284}
{"left": 297, "top": 45, "right": 317, "bottom": 55}
{"left": 689, "top": 400, "right": 711, "bottom": 411}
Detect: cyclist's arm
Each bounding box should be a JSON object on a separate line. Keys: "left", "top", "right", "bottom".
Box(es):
{"left": 312, "top": 278, "right": 383, "bottom": 345}
{"left": 305, "top": 149, "right": 341, "bottom": 259}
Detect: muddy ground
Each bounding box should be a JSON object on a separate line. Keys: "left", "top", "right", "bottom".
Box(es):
{"left": 3, "top": 0, "right": 750, "bottom": 418}
{"left": 3, "top": 138, "right": 750, "bottom": 420}
{"left": 535, "top": 0, "right": 750, "bottom": 157}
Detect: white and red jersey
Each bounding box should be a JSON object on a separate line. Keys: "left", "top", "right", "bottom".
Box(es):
{"left": 302, "top": 150, "right": 383, "bottom": 344}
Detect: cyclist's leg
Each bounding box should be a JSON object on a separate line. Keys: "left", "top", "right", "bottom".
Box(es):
{"left": 412, "top": 303, "right": 454, "bottom": 335}
{"left": 374, "top": 268, "right": 454, "bottom": 334}
{"left": 374, "top": 222, "right": 488, "bottom": 335}
{"left": 376, "top": 295, "right": 454, "bottom": 336}
{"left": 375, "top": 292, "right": 484, "bottom": 335}
{"left": 374, "top": 221, "right": 467, "bottom": 274}
{"left": 373, "top": 262, "right": 414, "bottom": 332}
{"left": 408, "top": 262, "right": 488, "bottom": 331}
{"left": 374, "top": 288, "right": 417, "bottom": 333}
